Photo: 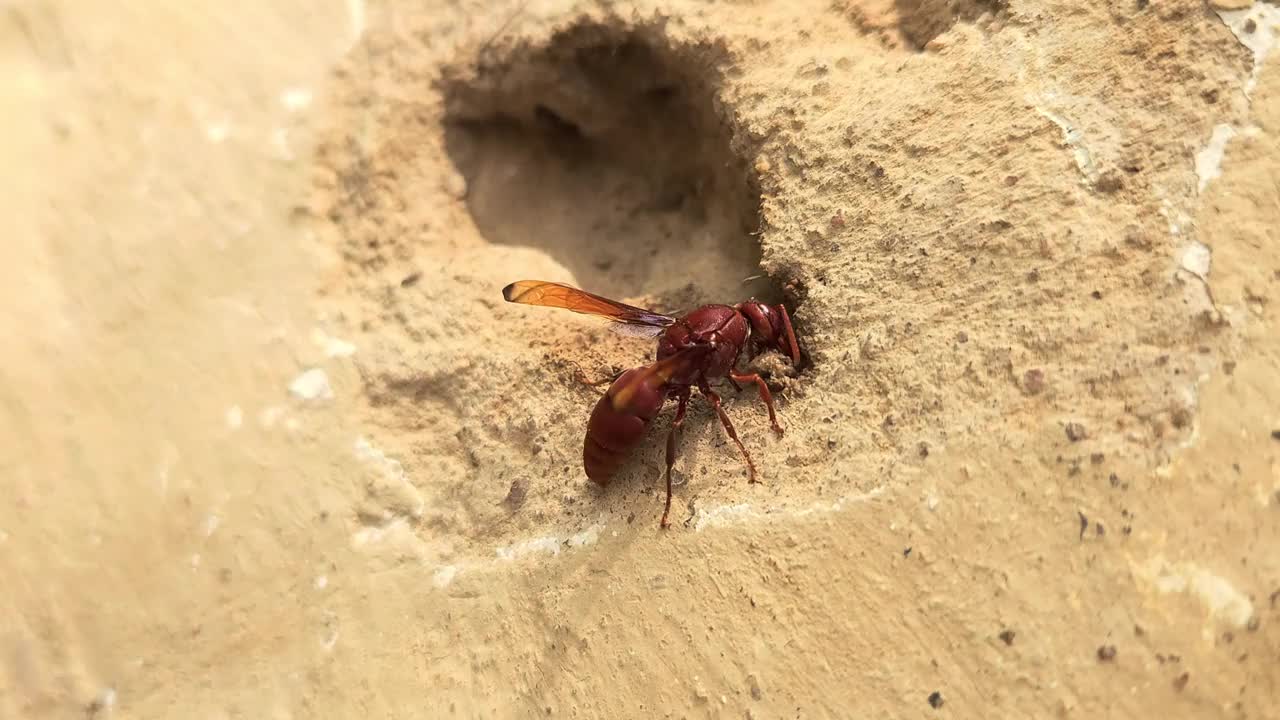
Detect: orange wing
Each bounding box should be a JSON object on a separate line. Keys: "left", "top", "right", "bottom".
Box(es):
{"left": 502, "top": 280, "right": 675, "bottom": 328}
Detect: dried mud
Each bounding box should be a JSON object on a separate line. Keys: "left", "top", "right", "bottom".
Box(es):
{"left": 3, "top": 1, "right": 1279, "bottom": 718}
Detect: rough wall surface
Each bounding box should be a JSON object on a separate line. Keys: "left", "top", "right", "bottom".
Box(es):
{"left": 3, "top": 0, "right": 1278, "bottom": 717}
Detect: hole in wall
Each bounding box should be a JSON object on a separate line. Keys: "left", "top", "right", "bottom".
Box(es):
{"left": 895, "top": 0, "right": 1006, "bottom": 50}
{"left": 441, "top": 21, "right": 783, "bottom": 308}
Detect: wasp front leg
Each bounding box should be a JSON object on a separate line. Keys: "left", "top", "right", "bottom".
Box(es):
{"left": 729, "top": 370, "right": 783, "bottom": 437}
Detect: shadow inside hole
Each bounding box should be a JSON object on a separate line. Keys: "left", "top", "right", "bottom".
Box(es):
{"left": 443, "top": 26, "right": 777, "bottom": 306}
{"left": 894, "top": 0, "right": 1005, "bottom": 50}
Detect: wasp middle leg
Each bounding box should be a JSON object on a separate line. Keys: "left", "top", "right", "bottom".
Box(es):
{"left": 697, "top": 380, "right": 758, "bottom": 484}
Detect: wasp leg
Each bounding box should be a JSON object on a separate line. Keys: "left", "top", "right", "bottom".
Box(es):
{"left": 729, "top": 371, "right": 783, "bottom": 437}
{"left": 698, "top": 381, "right": 758, "bottom": 484}
{"left": 775, "top": 302, "right": 802, "bottom": 367}
{"left": 727, "top": 377, "right": 743, "bottom": 392}
{"left": 574, "top": 366, "right": 622, "bottom": 388}
{"left": 661, "top": 389, "right": 691, "bottom": 529}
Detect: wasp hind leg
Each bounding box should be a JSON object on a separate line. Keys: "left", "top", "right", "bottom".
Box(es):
{"left": 661, "top": 388, "right": 692, "bottom": 529}
{"left": 697, "top": 381, "right": 758, "bottom": 484}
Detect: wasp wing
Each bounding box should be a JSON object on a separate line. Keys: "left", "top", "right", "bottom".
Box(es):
{"left": 609, "top": 344, "right": 713, "bottom": 410}
{"left": 608, "top": 323, "right": 668, "bottom": 339}
{"left": 502, "top": 280, "right": 675, "bottom": 328}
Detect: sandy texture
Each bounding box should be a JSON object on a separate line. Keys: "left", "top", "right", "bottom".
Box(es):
{"left": 3, "top": 0, "right": 1279, "bottom": 717}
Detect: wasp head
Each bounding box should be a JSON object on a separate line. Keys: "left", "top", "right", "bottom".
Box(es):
{"left": 737, "top": 300, "right": 801, "bottom": 366}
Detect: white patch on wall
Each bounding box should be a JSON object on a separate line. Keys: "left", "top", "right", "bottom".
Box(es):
{"left": 91, "top": 688, "right": 116, "bottom": 715}
{"left": 695, "top": 487, "right": 888, "bottom": 531}
{"left": 354, "top": 436, "right": 400, "bottom": 470}
{"left": 321, "top": 611, "right": 340, "bottom": 651}
{"left": 271, "top": 127, "right": 293, "bottom": 161}
{"left": 205, "top": 122, "right": 229, "bottom": 143}
{"left": 694, "top": 503, "right": 755, "bottom": 532}
{"left": 1180, "top": 240, "right": 1212, "bottom": 280}
{"left": 280, "top": 88, "right": 312, "bottom": 112}
{"left": 496, "top": 536, "right": 562, "bottom": 560}
{"left": 432, "top": 565, "right": 459, "bottom": 588}
{"left": 345, "top": 0, "right": 366, "bottom": 50}
{"left": 225, "top": 405, "right": 243, "bottom": 429}
{"left": 1034, "top": 104, "right": 1097, "bottom": 185}
{"left": 312, "top": 328, "right": 357, "bottom": 357}
{"left": 290, "top": 368, "right": 333, "bottom": 401}
{"left": 1138, "top": 556, "right": 1255, "bottom": 628}
{"left": 353, "top": 436, "right": 425, "bottom": 519}
{"left": 157, "top": 447, "right": 179, "bottom": 495}
{"left": 1195, "top": 124, "right": 1237, "bottom": 193}
{"left": 351, "top": 517, "right": 409, "bottom": 547}
{"left": 567, "top": 524, "right": 603, "bottom": 548}
{"left": 1218, "top": 4, "right": 1280, "bottom": 96}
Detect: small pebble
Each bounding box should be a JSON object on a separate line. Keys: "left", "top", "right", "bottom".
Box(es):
{"left": 444, "top": 172, "right": 468, "bottom": 199}
{"left": 1022, "top": 368, "right": 1046, "bottom": 395}
{"left": 502, "top": 480, "right": 528, "bottom": 509}
{"left": 927, "top": 691, "right": 944, "bottom": 709}
{"left": 1097, "top": 645, "right": 1117, "bottom": 662}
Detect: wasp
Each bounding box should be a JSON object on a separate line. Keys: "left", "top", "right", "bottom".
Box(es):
{"left": 503, "top": 280, "right": 801, "bottom": 527}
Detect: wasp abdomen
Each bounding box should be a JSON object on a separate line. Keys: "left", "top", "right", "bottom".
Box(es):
{"left": 583, "top": 368, "right": 668, "bottom": 484}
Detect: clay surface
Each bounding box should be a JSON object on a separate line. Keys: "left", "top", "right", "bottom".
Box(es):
{"left": 3, "top": 0, "right": 1278, "bottom": 717}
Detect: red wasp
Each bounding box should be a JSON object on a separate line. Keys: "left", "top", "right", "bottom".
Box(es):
{"left": 502, "top": 280, "right": 802, "bottom": 527}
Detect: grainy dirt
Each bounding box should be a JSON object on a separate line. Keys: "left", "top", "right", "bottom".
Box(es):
{"left": 3, "top": 1, "right": 1279, "bottom": 718}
